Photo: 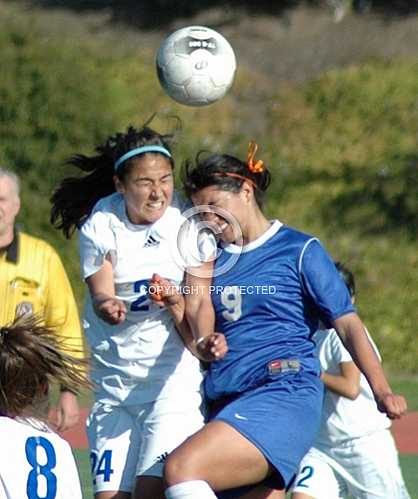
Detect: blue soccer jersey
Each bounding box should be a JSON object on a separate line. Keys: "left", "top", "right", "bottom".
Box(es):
{"left": 205, "top": 221, "right": 355, "bottom": 400}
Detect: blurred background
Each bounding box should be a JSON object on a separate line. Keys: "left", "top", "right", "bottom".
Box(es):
{"left": 1, "top": 1, "right": 417, "bottom": 496}
{"left": 2, "top": 0, "right": 416, "bottom": 372}
{"left": 2, "top": 0, "right": 417, "bottom": 363}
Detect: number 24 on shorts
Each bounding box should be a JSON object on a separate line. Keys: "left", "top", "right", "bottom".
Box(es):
{"left": 90, "top": 450, "right": 114, "bottom": 484}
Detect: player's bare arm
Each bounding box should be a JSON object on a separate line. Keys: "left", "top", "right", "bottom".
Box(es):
{"left": 320, "top": 361, "right": 361, "bottom": 400}
{"left": 86, "top": 258, "right": 127, "bottom": 325}
{"left": 53, "top": 390, "right": 80, "bottom": 432}
{"left": 149, "top": 272, "right": 227, "bottom": 360}
{"left": 333, "top": 312, "right": 407, "bottom": 418}
{"left": 185, "top": 261, "right": 228, "bottom": 362}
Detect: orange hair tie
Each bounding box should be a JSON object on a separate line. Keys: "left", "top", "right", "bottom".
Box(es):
{"left": 213, "top": 172, "right": 257, "bottom": 189}
{"left": 247, "top": 141, "right": 264, "bottom": 173}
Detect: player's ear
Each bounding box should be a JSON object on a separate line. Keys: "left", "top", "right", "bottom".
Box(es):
{"left": 240, "top": 181, "right": 254, "bottom": 204}
{"left": 114, "top": 175, "right": 125, "bottom": 194}
{"left": 13, "top": 195, "right": 21, "bottom": 217}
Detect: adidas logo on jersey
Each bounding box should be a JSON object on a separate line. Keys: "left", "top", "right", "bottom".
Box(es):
{"left": 144, "top": 234, "right": 160, "bottom": 248}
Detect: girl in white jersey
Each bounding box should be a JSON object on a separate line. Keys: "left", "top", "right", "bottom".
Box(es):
{"left": 51, "top": 120, "right": 225, "bottom": 499}
{"left": 291, "top": 262, "right": 411, "bottom": 499}
{"left": 0, "top": 314, "right": 88, "bottom": 499}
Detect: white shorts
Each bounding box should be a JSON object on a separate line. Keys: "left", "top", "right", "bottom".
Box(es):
{"left": 291, "top": 430, "right": 411, "bottom": 499}
{"left": 86, "top": 391, "right": 205, "bottom": 493}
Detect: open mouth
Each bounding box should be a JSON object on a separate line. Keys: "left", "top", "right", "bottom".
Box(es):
{"left": 213, "top": 221, "right": 229, "bottom": 239}
{"left": 147, "top": 201, "right": 164, "bottom": 210}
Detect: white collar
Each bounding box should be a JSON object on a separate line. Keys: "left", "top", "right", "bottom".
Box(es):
{"left": 223, "top": 220, "right": 283, "bottom": 254}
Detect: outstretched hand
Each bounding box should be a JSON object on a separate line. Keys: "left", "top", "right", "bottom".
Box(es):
{"left": 376, "top": 392, "right": 407, "bottom": 419}
{"left": 195, "top": 332, "right": 228, "bottom": 362}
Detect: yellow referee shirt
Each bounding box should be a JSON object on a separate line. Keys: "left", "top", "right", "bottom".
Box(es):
{"left": 0, "top": 230, "right": 85, "bottom": 359}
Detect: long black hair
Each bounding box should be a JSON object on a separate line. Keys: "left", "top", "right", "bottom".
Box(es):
{"left": 182, "top": 150, "right": 271, "bottom": 208}
{"left": 51, "top": 119, "right": 176, "bottom": 238}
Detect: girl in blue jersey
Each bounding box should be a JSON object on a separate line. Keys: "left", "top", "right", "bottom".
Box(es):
{"left": 162, "top": 143, "right": 407, "bottom": 499}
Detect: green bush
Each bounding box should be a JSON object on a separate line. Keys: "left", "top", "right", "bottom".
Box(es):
{"left": 266, "top": 60, "right": 418, "bottom": 371}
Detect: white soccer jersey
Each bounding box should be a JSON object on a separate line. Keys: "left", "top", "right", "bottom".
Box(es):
{"left": 0, "top": 416, "right": 82, "bottom": 499}
{"left": 79, "top": 191, "right": 212, "bottom": 405}
{"left": 314, "top": 328, "right": 390, "bottom": 447}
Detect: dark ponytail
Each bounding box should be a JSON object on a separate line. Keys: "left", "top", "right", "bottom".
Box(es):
{"left": 51, "top": 121, "right": 175, "bottom": 238}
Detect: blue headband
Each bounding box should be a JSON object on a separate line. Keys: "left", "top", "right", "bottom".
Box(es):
{"left": 114, "top": 145, "right": 172, "bottom": 171}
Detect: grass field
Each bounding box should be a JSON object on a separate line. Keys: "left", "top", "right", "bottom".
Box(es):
{"left": 400, "top": 455, "right": 418, "bottom": 499}
{"left": 74, "top": 451, "right": 418, "bottom": 499}
{"left": 74, "top": 450, "right": 94, "bottom": 499}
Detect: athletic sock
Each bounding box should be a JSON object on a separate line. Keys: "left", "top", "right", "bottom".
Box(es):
{"left": 165, "top": 480, "right": 217, "bottom": 499}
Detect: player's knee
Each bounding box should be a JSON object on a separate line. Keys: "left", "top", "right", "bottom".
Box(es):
{"left": 164, "top": 450, "right": 197, "bottom": 486}
{"left": 164, "top": 452, "right": 186, "bottom": 485}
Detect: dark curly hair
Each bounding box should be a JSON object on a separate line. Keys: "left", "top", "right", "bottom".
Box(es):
{"left": 51, "top": 117, "right": 176, "bottom": 238}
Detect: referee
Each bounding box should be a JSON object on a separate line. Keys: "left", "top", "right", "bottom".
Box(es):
{"left": 0, "top": 166, "right": 86, "bottom": 431}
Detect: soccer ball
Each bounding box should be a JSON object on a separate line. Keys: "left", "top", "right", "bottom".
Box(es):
{"left": 156, "top": 26, "right": 236, "bottom": 107}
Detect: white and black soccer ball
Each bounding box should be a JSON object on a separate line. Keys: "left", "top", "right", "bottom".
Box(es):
{"left": 156, "top": 26, "right": 236, "bottom": 107}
